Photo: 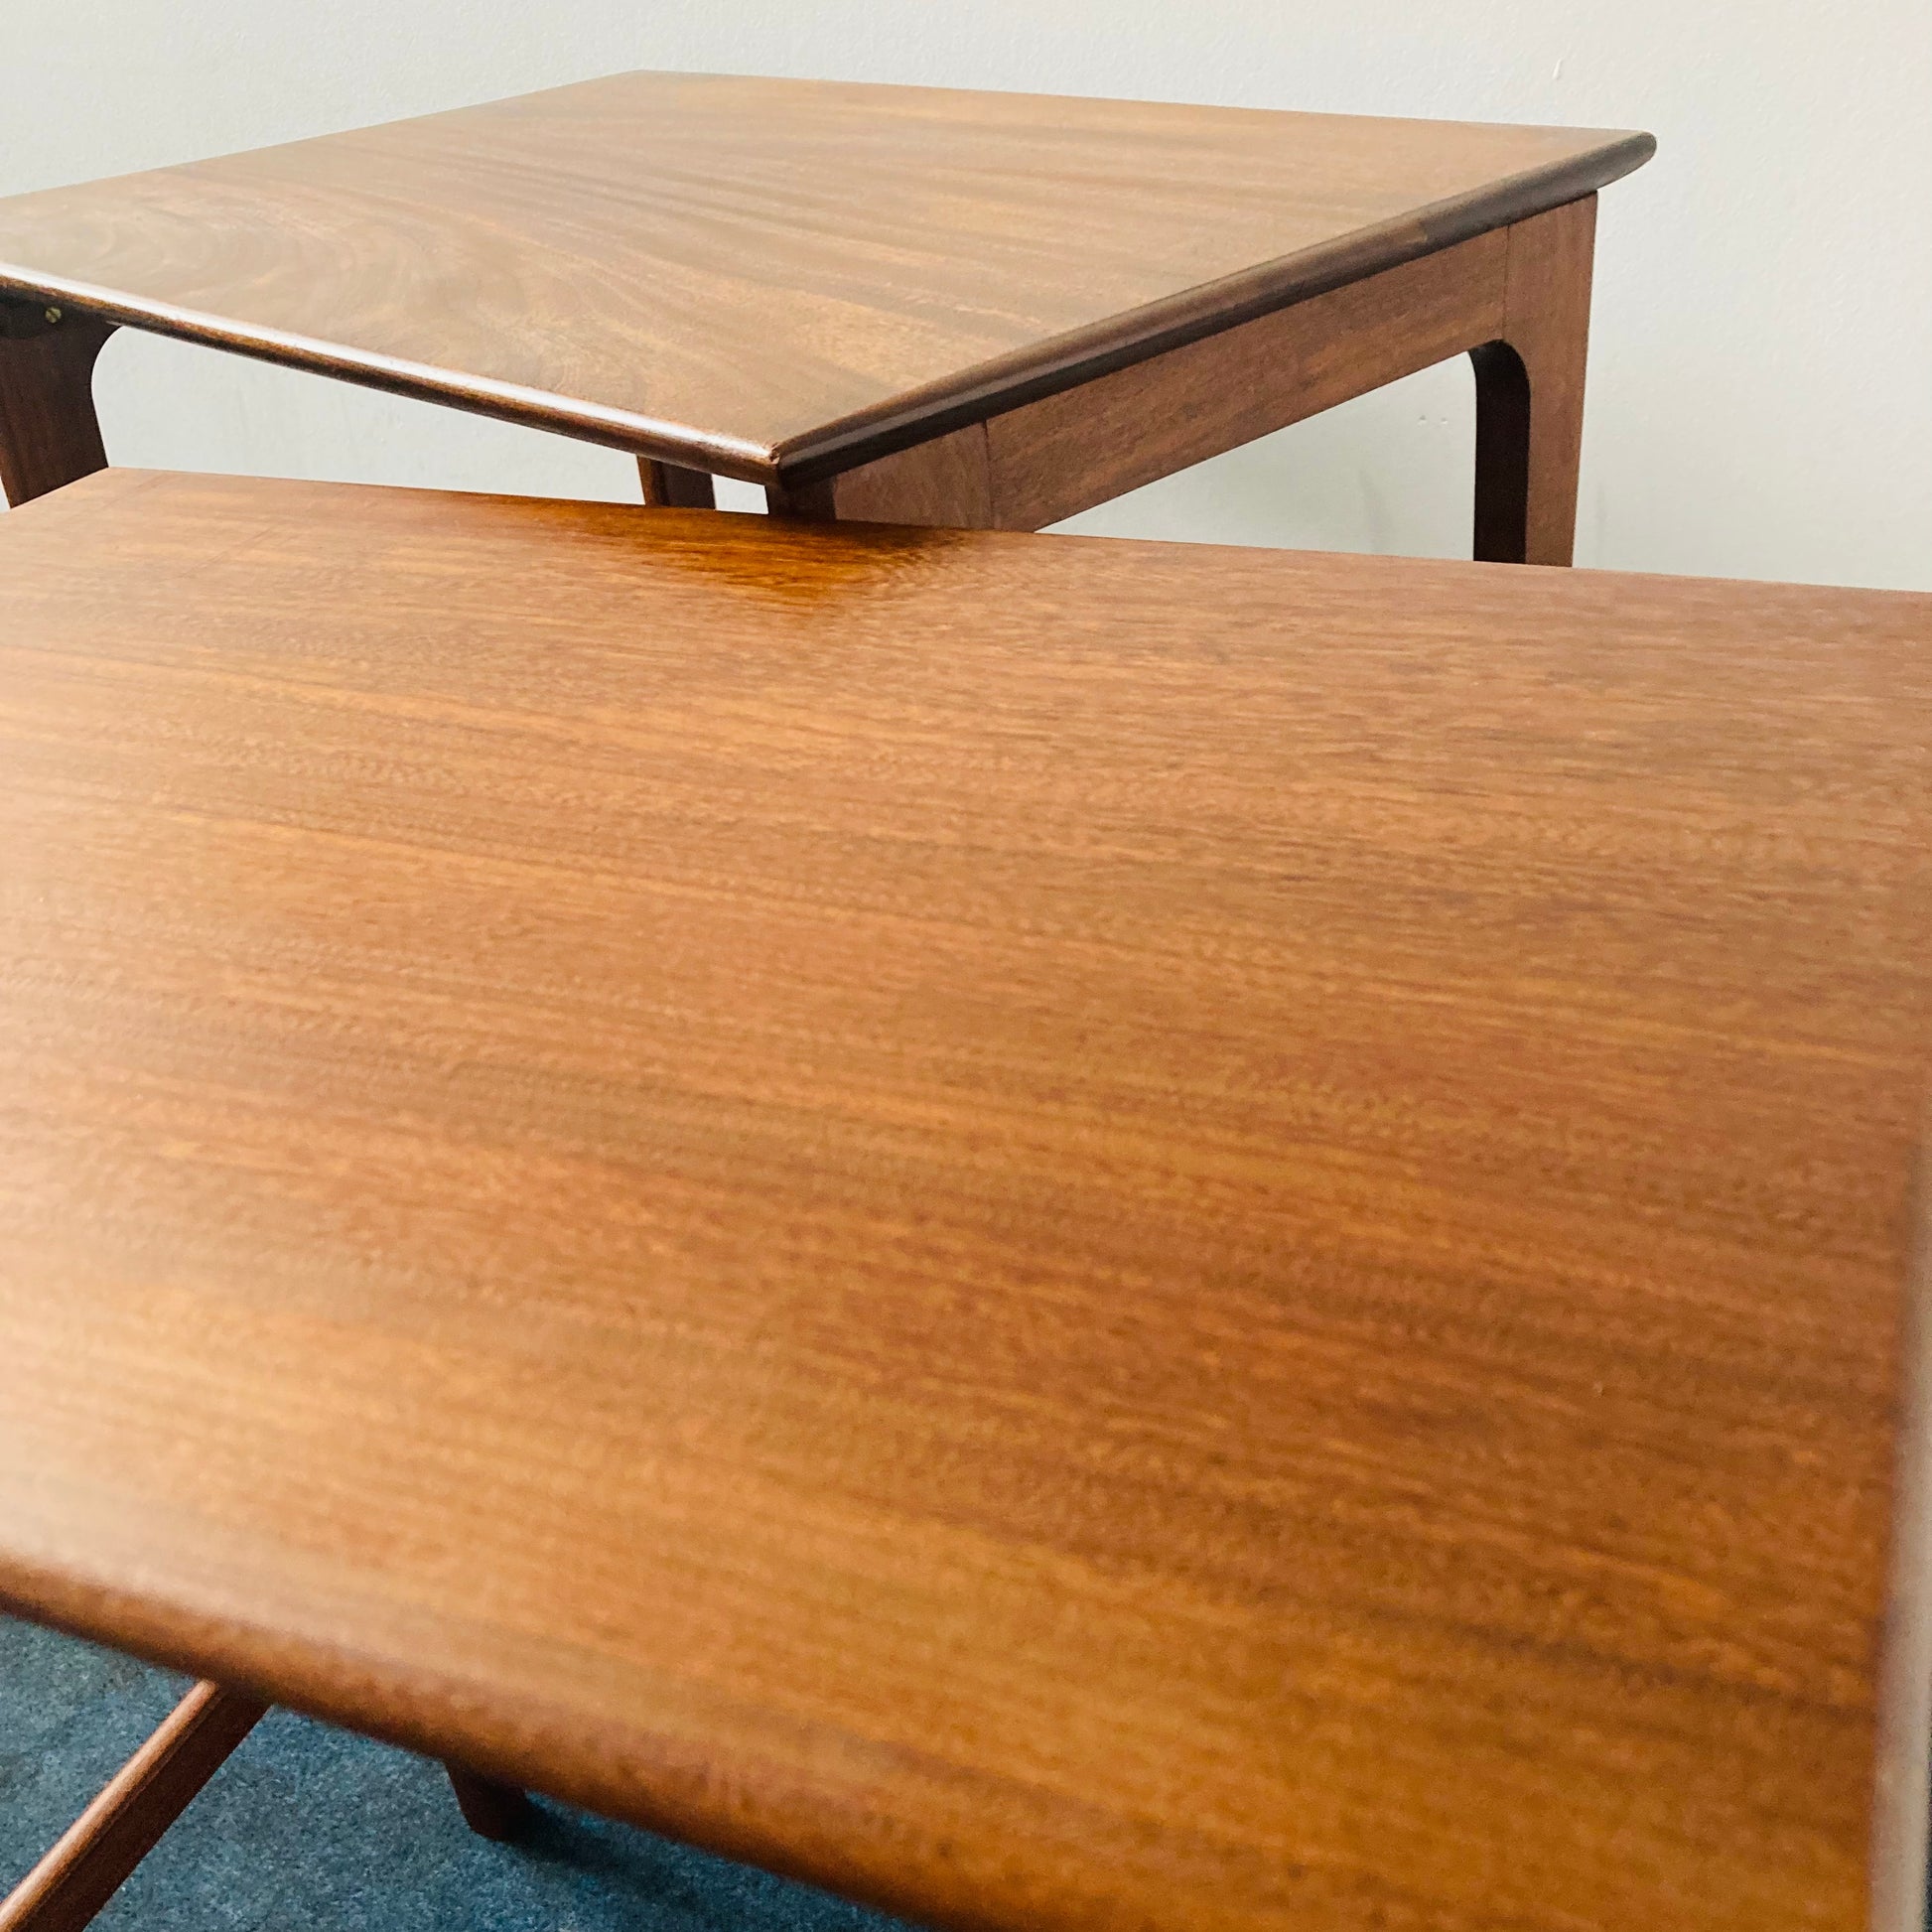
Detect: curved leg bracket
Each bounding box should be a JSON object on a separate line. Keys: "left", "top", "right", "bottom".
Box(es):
{"left": 0, "top": 299, "right": 115, "bottom": 509}
{"left": 1469, "top": 196, "right": 1596, "bottom": 566}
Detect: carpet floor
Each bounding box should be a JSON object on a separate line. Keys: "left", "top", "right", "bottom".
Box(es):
{"left": 1, "top": 1615, "right": 904, "bottom": 1930}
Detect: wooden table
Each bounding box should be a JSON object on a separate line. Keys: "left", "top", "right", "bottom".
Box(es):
{"left": 2, "top": 469, "right": 1930, "bottom": 1932}
{"left": 0, "top": 71, "right": 1650, "bottom": 559}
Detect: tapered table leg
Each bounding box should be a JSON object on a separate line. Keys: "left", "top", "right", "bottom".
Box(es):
{"left": 443, "top": 1765, "right": 534, "bottom": 1842}
{"left": 0, "top": 301, "right": 115, "bottom": 509}
{"left": 638, "top": 457, "right": 716, "bottom": 509}
{"left": 0, "top": 1681, "right": 266, "bottom": 1932}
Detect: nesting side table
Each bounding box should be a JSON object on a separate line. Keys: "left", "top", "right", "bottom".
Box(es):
{"left": 1, "top": 471, "right": 1929, "bottom": 1932}
{"left": 0, "top": 71, "right": 1652, "bottom": 558}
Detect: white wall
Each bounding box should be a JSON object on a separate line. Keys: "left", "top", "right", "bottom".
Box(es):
{"left": 3, "top": 1, "right": 1928, "bottom": 589}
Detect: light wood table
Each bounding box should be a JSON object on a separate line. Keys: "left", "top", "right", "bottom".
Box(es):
{"left": 0, "top": 72, "right": 1650, "bottom": 559}
{"left": 2, "top": 470, "right": 1930, "bottom": 1932}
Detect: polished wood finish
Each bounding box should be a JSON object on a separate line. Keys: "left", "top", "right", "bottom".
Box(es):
{"left": 442, "top": 1767, "right": 534, "bottom": 1843}
{"left": 0, "top": 1682, "right": 265, "bottom": 1932}
{"left": 785, "top": 204, "right": 1595, "bottom": 550}
{"left": 782, "top": 224, "right": 1511, "bottom": 531}
{"left": 1473, "top": 195, "right": 1596, "bottom": 564}
{"left": 4, "top": 470, "right": 1928, "bottom": 1932}
{"left": 0, "top": 70, "right": 1650, "bottom": 493}
{"left": 0, "top": 302, "right": 113, "bottom": 508}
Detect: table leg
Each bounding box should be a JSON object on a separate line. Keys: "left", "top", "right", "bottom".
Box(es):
{"left": 0, "top": 1681, "right": 265, "bottom": 1932}
{"left": 0, "top": 303, "right": 115, "bottom": 509}
{"left": 638, "top": 458, "right": 717, "bottom": 509}
{"left": 443, "top": 1764, "right": 534, "bottom": 1841}
{"left": 1471, "top": 195, "right": 1596, "bottom": 566}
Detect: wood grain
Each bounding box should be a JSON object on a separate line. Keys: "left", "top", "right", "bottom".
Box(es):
{"left": 766, "top": 210, "right": 1594, "bottom": 556}
{"left": 0, "top": 470, "right": 1928, "bottom": 1932}
{"left": 0, "top": 302, "right": 113, "bottom": 508}
{"left": 769, "top": 211, "right": 1592, "bottom": 558}
{"left": 862, "top": 225, "right": 1508, "bottom": 532}
{"left": 0, "top": 71, "right": 1651, "bottom": 484}
{"left": 0, "top": 1682, "right": 265, "bottom": 1932}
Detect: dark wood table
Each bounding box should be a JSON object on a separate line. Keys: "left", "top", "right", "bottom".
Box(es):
{"left": 2, "top": 470, "right": 1928, "bottom": 1932}
{"left": 0, "top": 71, "right": 1650, "bottom": 559}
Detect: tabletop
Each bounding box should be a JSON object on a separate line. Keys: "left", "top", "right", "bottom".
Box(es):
{"left": 0, "top": 71, "right": 1652, "bottom": 484}
{"left": 0, "top": 470, "right": 1928, "bottom": 1932}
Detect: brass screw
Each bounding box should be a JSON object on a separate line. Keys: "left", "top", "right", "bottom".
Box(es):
{"left": 43, "top": 306, "right": 61, "bottom": 325}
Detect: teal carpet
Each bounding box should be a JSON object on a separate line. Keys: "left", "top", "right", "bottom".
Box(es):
{"left": 0, "top": 1616, "right": 906, "bottom": 1930}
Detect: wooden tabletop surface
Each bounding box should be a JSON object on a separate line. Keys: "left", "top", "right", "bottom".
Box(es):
{"left": 0, "top": 71, "right": 1651, "bottom": 483}
{"left": 1, "top": 471, "right": 1928, "bottom": 1932}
